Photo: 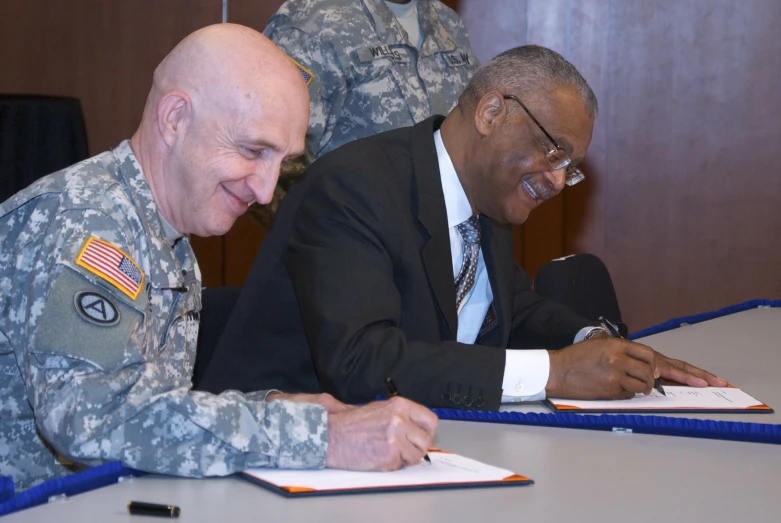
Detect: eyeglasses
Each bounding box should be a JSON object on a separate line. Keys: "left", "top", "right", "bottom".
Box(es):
{"left": 502, "top": 94, "right": 585, "bottom": 186}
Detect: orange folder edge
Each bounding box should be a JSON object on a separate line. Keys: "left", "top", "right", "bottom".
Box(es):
{"left": 551, "top": 401, "right": 771, "bottom": 411}
{"left": 282, "top": 486, "right": 318, "bottom": 493}
{"left": 280, "top": 476, "right": 530, "bottom": 493}
{"left": 502, "top": 474, "right": 531, "bottom": 482}
{"left": 550, "top": 403, "right": 581, "bottom": 410}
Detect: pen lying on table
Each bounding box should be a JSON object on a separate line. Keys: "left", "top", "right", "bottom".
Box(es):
{"left": 127, "top": 501, "right": 180, "bottom": 518}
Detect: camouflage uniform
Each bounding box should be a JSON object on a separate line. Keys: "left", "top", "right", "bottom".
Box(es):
{"left": 252, "top": 0, "right": 479, "bottom": 226}
{"left": 0, "top": 141, "right": 328, "bottom": 493}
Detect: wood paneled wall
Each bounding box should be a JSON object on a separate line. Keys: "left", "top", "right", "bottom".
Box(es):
{"left": 3, "top": 0, "right": 780, "bottom": 330}
{"left": 461, "top": 0, "right": 781, "bottom": 330}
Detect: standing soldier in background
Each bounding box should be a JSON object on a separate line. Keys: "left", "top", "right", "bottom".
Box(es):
{"left": 252, "top": 0, "right": 479, "bottom": 225}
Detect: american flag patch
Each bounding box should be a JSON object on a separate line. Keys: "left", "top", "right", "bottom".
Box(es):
{"left": 289, "top": 57, "right": 314, "bottom": 86}
{"left": 75, "top": 237, "right": 144, "bottom": 300}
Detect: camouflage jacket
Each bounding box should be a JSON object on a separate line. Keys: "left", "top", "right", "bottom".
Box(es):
{"left": 252, "top": 0, "right": 478, "bottom": 227}
{"left": 0, "top": 141, "right": 327, "bottom": 492}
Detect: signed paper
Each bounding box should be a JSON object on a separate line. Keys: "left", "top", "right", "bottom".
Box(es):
{"left": 548, "top": 387, "right": 770, "bottom": 412}
{"left": 244, "top": 451, "right": 528, "bottom": 493}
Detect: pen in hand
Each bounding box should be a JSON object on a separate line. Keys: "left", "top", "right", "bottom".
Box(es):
{"left": 384, "top": 377, "right": 432, "bottom": 464}
{"left": 598, "top": 316, "right": 666, "bottom": 396}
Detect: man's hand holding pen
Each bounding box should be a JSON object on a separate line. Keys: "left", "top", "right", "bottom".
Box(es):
{"left": 268, "top": 391, "right": 437, "bottom": 472}
{"left": 545, "top": 337, "right": 727, "bottom": 400}
{"left": 324, "top": 397, "right": 438, "bottom": 471}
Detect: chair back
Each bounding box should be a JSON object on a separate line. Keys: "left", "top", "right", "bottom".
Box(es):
{"left": 0, "top": 95, "right": 89, "bottom": 202}
{"left": 534, "top": 253, "right": 628, "bottom": 337}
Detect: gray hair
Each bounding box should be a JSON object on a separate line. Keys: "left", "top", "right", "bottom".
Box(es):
{"left": 461, "top": 45, "right": 598, "bottom": 119}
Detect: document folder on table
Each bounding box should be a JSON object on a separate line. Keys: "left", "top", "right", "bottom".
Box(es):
{"left": 547, "top": 386, "right": 773, "bottom": 414}
{"left": 241, "top": 449, "right": 532, "bottom": 498}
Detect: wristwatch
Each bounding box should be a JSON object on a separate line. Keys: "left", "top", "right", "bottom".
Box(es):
{"left": 583, "top": 327, "right": 609, "bottom": 340}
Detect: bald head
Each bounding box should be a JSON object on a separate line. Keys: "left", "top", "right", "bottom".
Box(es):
{"left": 131, "top": 24, "right": 310, "bottom": 237}
{"left": 151, "top": 23, "right": 306, "bottom": 120}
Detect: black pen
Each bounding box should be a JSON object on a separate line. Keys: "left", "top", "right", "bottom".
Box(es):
{"left": 598, "top": 316, "right": 666, "bottom": 396}
{"left": 127, "top": 501, "right": 181, "bottom": 518}
{"left": 385, "top": 377, "right": 432, "bottom": 464}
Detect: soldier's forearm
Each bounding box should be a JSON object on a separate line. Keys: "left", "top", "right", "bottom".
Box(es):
{"left": 34, "top": 363, "right": 328, "bottom": 476}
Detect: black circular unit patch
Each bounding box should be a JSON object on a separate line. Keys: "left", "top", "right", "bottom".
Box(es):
{"left": 74, "top": 291, "right": 120, "bottom": 326}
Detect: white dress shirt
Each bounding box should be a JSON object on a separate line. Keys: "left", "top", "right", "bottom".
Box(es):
{"left": 434, "top": 130, "right": 597, "bottom": 402}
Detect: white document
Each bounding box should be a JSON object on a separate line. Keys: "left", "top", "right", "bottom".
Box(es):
{"left": 244, "top": 451, "right": 525, "bottom": 492}
{"left": 549, "top": 386, "right": 769, "bottom": 411}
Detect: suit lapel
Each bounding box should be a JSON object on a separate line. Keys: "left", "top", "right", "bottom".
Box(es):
{"left": 480, "top": 215, "right": 514, "bottom": 345}
{"left": 411, "top": 116, "right": 458, "bottom": 338}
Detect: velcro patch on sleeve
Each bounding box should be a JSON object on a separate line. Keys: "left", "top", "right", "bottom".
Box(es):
{"left": 75, "top": 236, "right": 144, "bottom": 301}
{"left": 34, "top": 266, "right": 145, "bottom": 372}
{"left": 289, "top": 57, "right": 315, "bottom": 86}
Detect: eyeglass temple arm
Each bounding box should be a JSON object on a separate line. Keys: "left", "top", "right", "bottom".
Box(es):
{"left": 502, "top": 94, "right": 561, "bottom": 148}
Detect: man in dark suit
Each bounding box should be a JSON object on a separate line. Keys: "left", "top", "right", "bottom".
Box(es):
{"left": 195, "top": 45, "right": 725, "bottom": 410}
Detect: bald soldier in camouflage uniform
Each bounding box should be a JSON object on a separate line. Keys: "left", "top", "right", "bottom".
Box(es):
{"left": 0, "top": 143, "right": 326, "bottom": 491}
{"left": 0, "top": 24, "right": 437, "bottom": 493}
{"left": 253, "top": 0, "right": 479, "bottom": 223}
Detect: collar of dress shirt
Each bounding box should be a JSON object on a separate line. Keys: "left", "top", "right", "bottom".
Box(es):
{"left": 434, "top": 129, "right": 474, "bottom": 229}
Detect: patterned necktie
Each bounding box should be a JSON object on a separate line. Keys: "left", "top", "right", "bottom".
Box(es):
{"left": 455, "top": 215, "right": 481, "bottom": 312}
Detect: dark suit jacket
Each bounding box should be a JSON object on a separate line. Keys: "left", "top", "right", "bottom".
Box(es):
{"left": 196, "top": 116, "right": 592, "bottom": 410}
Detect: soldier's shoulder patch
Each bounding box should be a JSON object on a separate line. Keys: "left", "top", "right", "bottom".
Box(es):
{"left": 74, "top": 290, "right": 120, "bottom": 327}
{"left": 289, "top": 57, "right": 315, "bottom": 86}
{"left": 75, "top": 236, "right": 144, "bottom": 301}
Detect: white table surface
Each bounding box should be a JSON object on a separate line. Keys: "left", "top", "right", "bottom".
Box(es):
{"left": 6, "top": 307, "right": 781, "bottom": 522}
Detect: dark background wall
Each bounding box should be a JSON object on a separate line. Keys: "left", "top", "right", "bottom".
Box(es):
{"left": 2, "top": 0, "right": 779, "bottom": 331}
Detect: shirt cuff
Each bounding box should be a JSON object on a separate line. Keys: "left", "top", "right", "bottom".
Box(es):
{"left": 575, "top": 326, "right": 603, "bottom": 343}
{"left": 253, "top": 389, "right": 282, "bottom": 402}
{"left": 246, "top": 394, "right": 329, "bottom": 469}
{"left": 500, "top": 349, "right": 549, "bottom": 403}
